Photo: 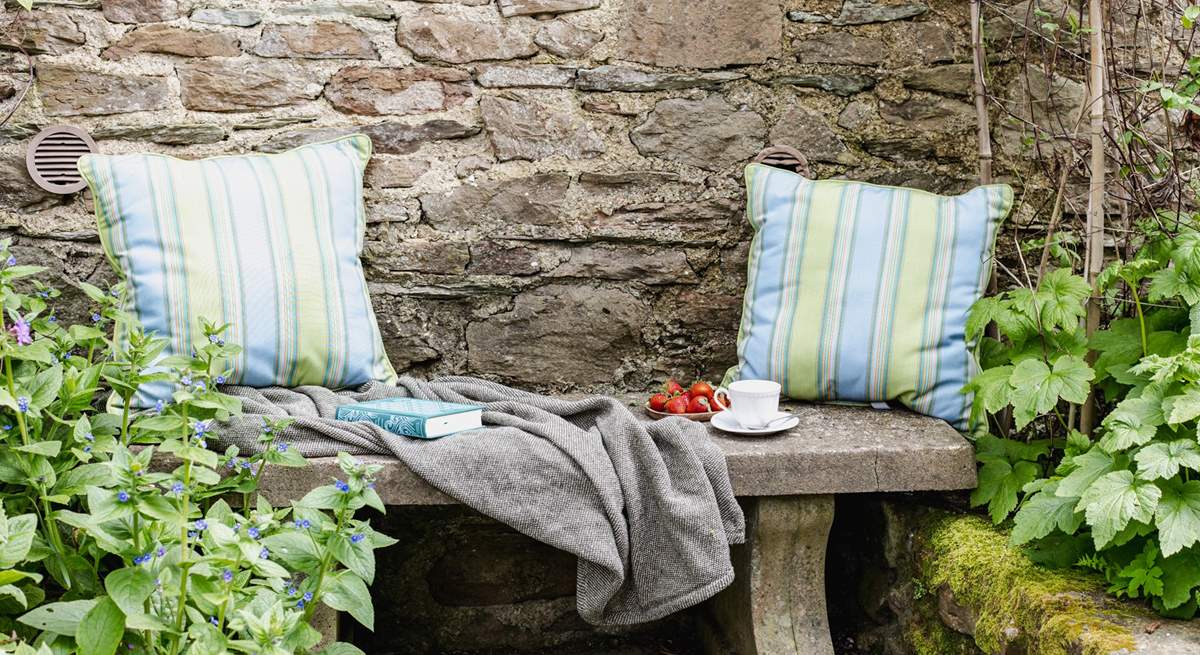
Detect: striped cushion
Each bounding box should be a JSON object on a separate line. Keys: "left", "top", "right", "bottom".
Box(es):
{"left": 725, "top": 164, "right": 1013, "bottom": 429}
{"left": 78, "top": 135, "right": 396, "bottom": 407}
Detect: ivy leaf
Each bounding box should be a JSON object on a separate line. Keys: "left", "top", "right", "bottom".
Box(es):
{"left": 971, "top": 457, "right": 1040, "bottom": 524}
{"left": 1167, "top": 388, "right": 1200, "bottom": 425}
{"left": 322, "top": 571, "right": 373, "bottom": 631}
{"left": 1159, "top": 549, "right": 1200, "bottom": 610}
{"left": 1079, "top": 470, "right": 1162, "bottom": 550}
{"left": 1035, "top": 269, "right": 1091, "bottom": 329}
{"left": 1011, "top": 481, "right": 1084, "bottom": 545}
{"left": 1156, "top": 479, "right": 1200, "bottom": 557}
{"left": 1149, "top": 267, "right": 1200, "bottom": 305}
{"left": 78, "top": 596, "right": 124, "bottom": 655}
{"left": 1135, "top": 440, "right": 1200, "bottom": 481}
{"left": 962, "top": 365, "right": 1013, "bottom": 414}
{"left": 1008, "top": 356, "right": 1095, "bottom": 428}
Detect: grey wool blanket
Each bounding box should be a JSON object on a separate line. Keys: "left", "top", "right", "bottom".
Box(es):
{"left": 219, "top": 376, "right": 746, "bottom": 626}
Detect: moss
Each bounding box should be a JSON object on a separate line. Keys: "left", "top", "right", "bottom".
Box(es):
{"left": 913, "top": 511, "right": 1137, "bottom": 655}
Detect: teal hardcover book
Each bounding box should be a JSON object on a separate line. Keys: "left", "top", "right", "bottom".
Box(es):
{"left": 335, "top": 398, "right": 482, "bottom": 439}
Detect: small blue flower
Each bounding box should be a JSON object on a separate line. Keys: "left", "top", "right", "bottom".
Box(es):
{"left": 47, "top": 316, "right": 56, "bottom": 323}
{"left": 350, "top": 533, "right": 365, "bottom": 544}
{"left": 156, "top": 546, "right": 165, "bottom": 557}
{"left": 210, "top": 616, "right": 218, "bottom": 626}
{"left": 170, "top": 481, "right": 184, "bottom": 494}
{"left": 83, "top": 445, "right": 92, "bottom": 453}
{"left": 303, "top": 591, "right": 313, "bottom": 602}
{"left": 248, "top": 527, "right": 260, "bottom": 540}
{"left": 180, "top": 375, "right": 192, "bottom": 387}
{"left": 192, "top": 419, "right": 209, "bottom": 437}
{"left": 6, "top": 255, "right": 15, "bottom": 266}
{"left": 296, "top": 599, "right": 306, "bottom": 609}
{"left": 153, "top": 399, "right": 164, "bottom": 415}
{"left": 215, "top": 375, "right": 226, "bottom": 384}
{"left": 194, "top": 519, "right": 207, "bottom": 531}
{"left": 155, "top": 578, "right": 162, "bottom": 587}
{"left": 91, "top": 312, "right": 101, "bottom": 323}
{"left": 85, "top": 432, "right": 94, "bottom": 442}
{"left": 241, "top": 460, "right": 251, "bottom": 470}
{"left": 334, "top": 480, "right": 350, "bottom": 493}
{"left": 16, "top": 396, "right": 28, "bottom": 413}
{"left": 193, "top": 381, "right": 206, "bottom": 392}
{"left": 222, "top": 569, "right": 233, "bottom": 583}
{"left": 117, "top": 490, "right": 130, "bottom": 503}
{"left": 3, "top": 425, "right": 11, "bottom": 431}
{"left": 133, "top": 553, "right": 151, "bottom": 565}
{"left": 258, "top": 547, "right": 269, "bottom": 560}
{"left": 277, "top": 443, "right": 288, "bottom": 453}
{"left": 208, "top": 334, "right": 219, "bottom": 344}
{"left": 197, "top": 439, "right": 207, "bottom": 449}
{"left": 232, "top": 523, "right": 241, "bottom": 533}
{"left": 287, "top": 586, "right": 298, "bottom": 597}
{"left": 187, "top": 530, "right": 198, "bottom": 539}
{"left": 226, "top": 458, "right": 238, "bottom": 470}
{"left": 36, "top": 291, "right": 48, "bottom": 299}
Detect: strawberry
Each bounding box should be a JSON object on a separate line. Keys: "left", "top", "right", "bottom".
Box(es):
{"left": 665, "top": 396, "right": 689, "bottom": 414}
{"left": 664, "top": 379, "right": 685, "bottom": 396}
{"left": 648, "top": 393, "right": 670, "bottom": 412}
{"left": 686, "top": 396, "right": 712, "bottom": 413}
{"left": 689, "top": 381, "right": 715, "bottom": 399}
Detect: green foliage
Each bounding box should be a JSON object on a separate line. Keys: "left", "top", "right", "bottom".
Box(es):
{"left": 967, "top": 211, "right": 1200, "bottom": 614}
{"left": 0, "top": 238, "right": 393, "bottom": 653}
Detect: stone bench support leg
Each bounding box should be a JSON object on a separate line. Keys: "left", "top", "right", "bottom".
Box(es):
{"left": 311, "top": 602, "right": 339, "bottom": 649}
{"left": 703, "top": 495, "right": 835, "bottom": 655}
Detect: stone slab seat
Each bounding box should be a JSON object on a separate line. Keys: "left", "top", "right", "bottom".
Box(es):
{"left": 257, "top": 394, "right": 975, "bottom": 655}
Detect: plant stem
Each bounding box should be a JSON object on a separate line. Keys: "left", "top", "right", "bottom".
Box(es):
{"left": 170, "top": 408, "right": 194, "bottom": 655}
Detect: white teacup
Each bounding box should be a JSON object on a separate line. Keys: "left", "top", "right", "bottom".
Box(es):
{"left": 713, "top": 379, "right": 782, "bottom": 429}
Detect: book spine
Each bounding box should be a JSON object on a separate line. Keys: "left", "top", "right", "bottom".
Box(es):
{"left": 337, "top": 408, "right": 427, "bottom": 439}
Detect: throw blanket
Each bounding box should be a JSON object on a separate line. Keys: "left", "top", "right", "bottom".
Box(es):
{"left": 219, "top": 377, "right": 746, "bottom": 626}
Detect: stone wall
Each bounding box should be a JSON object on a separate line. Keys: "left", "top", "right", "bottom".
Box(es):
{"left": 0, "top": 0, "right": 983, "bottom": 393}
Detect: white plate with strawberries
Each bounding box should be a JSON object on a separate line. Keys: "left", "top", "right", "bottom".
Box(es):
{"left": 644, "top": 379, "right": 728, "bottom": 422}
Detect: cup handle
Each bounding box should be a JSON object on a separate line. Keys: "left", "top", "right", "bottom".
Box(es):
{"left": 712, "top": 387, "right": 730, "bottom": 411}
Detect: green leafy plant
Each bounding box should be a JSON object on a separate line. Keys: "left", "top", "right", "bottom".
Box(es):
{"left": 0, "top": 239, "right": 394, "bottom": 653}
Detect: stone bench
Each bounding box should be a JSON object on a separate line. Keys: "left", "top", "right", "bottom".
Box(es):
{"left": 256, "top": 395, "right": 975, "bottom": 655}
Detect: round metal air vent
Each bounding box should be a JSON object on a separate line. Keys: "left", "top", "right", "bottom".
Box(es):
{"left": 26, "top": 125, "right": 97, "bottom": 194}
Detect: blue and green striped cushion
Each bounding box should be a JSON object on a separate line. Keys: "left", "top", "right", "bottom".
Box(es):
{"left": 724, "top": 164, "right": 1013, "bottom": 429}
{"left": 78, "top": 134, "right": 396, "bottom": 407}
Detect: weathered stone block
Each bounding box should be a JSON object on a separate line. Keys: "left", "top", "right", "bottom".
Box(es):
{"left": 0, "top": 156, "right": 62, "bottom": 212}
{"left": 93, "top": 123, "right": 227, "bottom": 145}
{"left": 104, "top": 24, "right": 241, "bottom": 59}
{"left": 275, "top": 0, "right": 394, "bottom": 20}
{"left": 366, "top": 158, "right": 430, "bottom": 189}
{"left": 326, "top": 65, "right": 471, "bottom": 115}
{"left": 770, "top": 73, "right": 877, "bottom": 97}
{"left": 259, "top": 119, "right": 480, "bottom": 154}
{"left": 770, "top": 104, "right": 849, "bottom": 164}
{"left": 548, "top": 245, "right": 696, "bottom": 285}
{"left": 617, "top": 0, "right": 782, "bottom": 69}
{"left": 0, "top": 11, "right": 85, "bottom": 55}
{"left": 833, "top": 0, "right": 928, "bottom": 25}
{"left": 901, "top": 63, "right": 974, "bottom": 97}
{"left": 534, "top": 20, "right": 602, "bottom": 58}
{"left": 480, "top": 92, "right": 606, "bottom": 162}
{"left": 498, "top": 0, "right": 599, "bottom": 17}
{"left": 879, "top": 96, "right": 975, "bottom": 132}
{"left": 101, "top": 0, "right": 179, "bottom": 23}
{"left": 397, "top": 12, "right": 537, "bottom": 64}
{"left": 179, "top": 59, "right": 324, "bottom": 111}
{"left": 253, "top": 22, "right": 378, "bottom": 59}
{"left": 421, "top": 173, "right": 571, "bottom": 230}
{"left": 476, "top": 64, "right": 577, "bottom": 89}
{"left": 468, "top": 241, "right": 549, "bottom": 276}
{"left": 189, "top": 8, "right": 262, "bottom": 27}
{"left": 364, "top": 239, "right": 470, "bottom": 275}
{"left": 794, "top": 32, "right": 883, "bottom": 66}
{"left": 37, "top": 65, "right": 171, "bottom": 116}
{"left": 587, "top": 198, "right": 740, "bottom": 244}
{"left": 465, "top": 284, "right": 646, "bottom": 385}
{"left": 577, "top": 66, "right": 743, "bottom": 92}
{"left": 631, "top": 96, "right": 766, "bottom": 171}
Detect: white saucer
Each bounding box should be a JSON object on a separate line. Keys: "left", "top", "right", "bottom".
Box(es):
{"left": 711, "top": 411, "right": 800, "bottom": 435}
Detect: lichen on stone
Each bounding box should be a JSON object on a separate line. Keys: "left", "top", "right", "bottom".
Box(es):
{"left": 913, "top": 511, "right": 1138, "bottom": 655}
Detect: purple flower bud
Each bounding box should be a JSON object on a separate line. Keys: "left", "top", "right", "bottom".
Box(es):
{"left": 350, "top": 533, "right": 364, "bottom": 544}
{"left": 259, "top": 547, "right": 269, "bottom": 560}
{"left": 194, "top": 519, "right": 207, "bottom": 531}
{"left": 222, "top": 569, "right": 233, "bottom": 583}
{"left": 8, "top": 319, "right": 31, "bottom": 346}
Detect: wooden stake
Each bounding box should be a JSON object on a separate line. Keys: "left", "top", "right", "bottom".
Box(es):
{"left": 971, "top": 0, "right": 994, "bottom": 185}
{"left": 1079, "top": 0, "right": 1106, "bottom": 435}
